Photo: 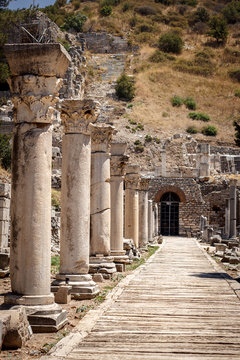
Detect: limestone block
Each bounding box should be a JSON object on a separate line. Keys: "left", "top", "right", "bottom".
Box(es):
{"left": 0, "top": 233, "right": 8, "bottom": 249}
{"left": 0, "top": 198, "right": 10, "bottom": 208}
{"left": 0, "top": 183, "right": 11, "bottom": 198}
{"left": 54, "top": 286, "right": 71, "bottom": 304}
{"left": 115, "top": 263, "right": 124, "bottom": 272}
{"left": 0, "top": 208, "right": 9, "bottom": 221}
{"left": 215, "top": 243, "right": 227, "bottom": 252}
{"left": 92, "top": 274, "right": 103, "bottom": 282}
{"left": 2, "top": 308, "right": 31, "bottom": 349}
{"left": 4, "top": 43, "right": 71, "bottom": 77}
{"left": 0, "top": 313, "right": 11, "bottom": 350}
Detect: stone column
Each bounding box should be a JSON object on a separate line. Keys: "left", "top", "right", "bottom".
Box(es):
{"left": 225, "top": 199, "right": 230, "bottom": 239}
{"left": 51, "top": 100, "right": 99, "bottom": 299}
{"left": 154, "top": 203, "right": 159, "bottom": 236}
{"left": 110, "top": 143, "right": 129, "bottom": 271}
{"left": 199, "top": 144, "right": 210, "bottom": 178}
{"left": 138, "top": 178, "right": 150, "bottom": 249}
{"left": 4, "top": 43, "right": 70, "bottom": 332}
{"left": 125, "top": 165, "right": 140, "bottom": 248}
{"left": 0, "top": 183, "right": 11, "bottom": 277}
{"left": 148, "top": 200, "right": 153, "bottom": 242}
{"left": 230, "top": 179, "right": 237, "bottom": 239}
{"left": 89, "top": 124, "right": 117, "bottom": 279}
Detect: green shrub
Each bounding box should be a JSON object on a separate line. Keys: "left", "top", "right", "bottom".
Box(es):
{"left": 229, "top": 69, "right": 240, "bottom": 82}
{"left": 145, "top": 134, "right": 153, "bottom": 142}
{"left": 149, "top": 50, "right": 175, "bottom": 63}
{"left": 122, "top": 2, "right": 130, "bottom": 12}
{"left": 173, "top": 50, "right": 215, "bottom": 77}
{"left": 186, "top": 125, "right": 198, "bottom": 134}
{"left": 0, "top": 62, "right": 9, "bottom": 83}
{"left": 233, "top": 118, "right": 240, "bottom": 146}
{"left": 0, "top": 134, "right": 11, "bottom": 170}
{"left": 235, "top": 89, "right": 240, "bottom": 97}
{"left": 134, "top": 139, "right": 141, "bottom": 145}
{"left": 115, "top": 74, "right": 135, "bottom": 101}
{"left": 135, "top": 6, "right": 156, "bottom": 16}
{"left": 135, "top": 144, "right": 144, "bottom": 153}
{"left": 154, "top": 0, "right": 172, "bottom": 5}
{"left": 222, "top": 1, "right": 240, "bottom": 24}
{"left": 184, "top": 96, "right": 196, "bottom": 110}
{"left": 202, "top": 125, "right": 217, "bottom": 136}
{"left": 223, "top": 47, "right": 240, "bottom": 64}
{"left": 137, "top": 23, "right": 155, "bottom": 33}
{"left": 61, "top": 12, "right": 87, "bottom": 32}
{"left": 193, "top": 7, "right": 210, "bottom": 23}
{"left": 171, "top": 95, "right": 184, "bottom": 107}
{"left": 128, "top": 118, "right": 137, "bottom": 125}
{"left": 58, "top": 38, "right": 71, "bottom": 52}
{"left": 188, "top": 112, "right": 210, "bottom": 122}
{"left": 136, "top": 123, "right": 144, "bottom": 131}
{"left": 158, "top": 31, "right": 184, "bottom": 54}
{"left": 100, "top": 4, "right": 112, "bottom": 16}
{"left": 208, "top": 16, "right": 228, "bottom": 44}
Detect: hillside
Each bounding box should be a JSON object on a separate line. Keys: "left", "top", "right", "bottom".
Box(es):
{"left": 1, "top": 0, "right": 240, "bottom": 148}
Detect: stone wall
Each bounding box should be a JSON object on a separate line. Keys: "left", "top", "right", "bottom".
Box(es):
{"left": 148, "top": 177, "right": 229, "bottom": 236}
{"left": 78, "top": 32, "right": 132, "bottom": 54}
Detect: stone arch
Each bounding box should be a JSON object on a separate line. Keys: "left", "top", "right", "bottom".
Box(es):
{"left": 154, "top": 185, "right": 186, "bottom": 203}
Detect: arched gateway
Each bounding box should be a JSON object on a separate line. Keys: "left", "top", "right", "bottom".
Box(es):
{"left": 160, "top": 192, "right": 180, "bottom": 236}
{"left": 154, "top": 185, "right": 186, "bottom": 236}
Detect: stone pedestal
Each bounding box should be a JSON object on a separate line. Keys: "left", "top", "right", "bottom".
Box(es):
{"left": 110, "top": 143, "right": 129, "bottom": 269}
{"left": 0, "top": 183, "right": 11, "bottom": 277}
{"left": 51, "top": 100, "right": 99, "bottom": 299}
{"left": 124, "top": 165, "right": 140, "bottom": 248}
{"left": 4, "top": 43, "right": 70, "bottom": 332}
{"left": 90, "top": 124, "right": 116, "bottom": 277}
{"left": 138, "top": 178, "right": 150, "bottom": 249}
{"left": 148, "top": 200, "right": 153, "bottom": 242}
{"left": 230, "top": 179, "right": 237, "bottom": 239}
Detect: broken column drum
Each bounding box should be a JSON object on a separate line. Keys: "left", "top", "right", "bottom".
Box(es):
{"left": 90, "top": 124, "right": 117, "bottom": 279}
{"left": 110, "top": 143, "right": 129, "bottom": 253}
{"left": 125, "top": 165, "right": 140, "bottom": 248}
{"left": 4, "top": 43, "right": 70, "bottom": 332}
{"left": 199, "top": 143, "right": 210, "bottom": 178}
{"left": 229, "top": 179, "right": 237, "bottom": 239}
{"left": 138, "top": 178, "right": 150, "bottom": 249}
{"left": 52, "top": 99, "right": 99, "bottom": 299}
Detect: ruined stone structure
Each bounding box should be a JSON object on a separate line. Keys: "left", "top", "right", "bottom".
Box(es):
{"left": 4, "top": 43, "right": 70, "bottom": 332}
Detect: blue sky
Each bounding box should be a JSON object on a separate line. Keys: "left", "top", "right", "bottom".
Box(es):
{"left": 8, "top": 0, "right": 57, "bottom": 10}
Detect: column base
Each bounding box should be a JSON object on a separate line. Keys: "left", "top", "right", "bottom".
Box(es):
{"left": 51, "top": 274, "right": 99, "bottom": 300}
{"left": 4, "top": 294, "right": 68, "bottom": 333}
{"left": 89, "top": 256, "right": 117, "bottom": 279}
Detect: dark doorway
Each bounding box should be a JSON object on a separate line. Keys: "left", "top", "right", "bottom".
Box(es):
{"left": 160, "top": 192, "right": 180, "bottom": 236}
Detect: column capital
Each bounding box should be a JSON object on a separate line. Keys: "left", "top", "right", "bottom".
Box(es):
{"left": 90, "top": 124, "right": 115, "bottom": 153}
{"left": 4, "top": 43, "right": 71, "bottom": 78}
{"left": 125, "top": 165, "right": 140, "bottom": 190}
{"left": 61, "top": 99, "right": 99, "bottom": 134}
{"left": 111, "top": 155, "right": 129, "bottom": 177}
{"left": 138, "top": 177, "right": 150, "bottom": 191}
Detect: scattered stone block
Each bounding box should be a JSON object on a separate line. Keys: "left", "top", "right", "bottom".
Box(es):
{"left": 54, "top": 286, "right": 72, "bottom": 304}
{"left": 92, "top": 273, "right": 103, "bottom": 282}
{"left": 115, "top": 263, "right": 124, "bottom": 272}
{"left": 215, "top": 243, "right": 227, "bottom": 252}
{"left": 0, "top": 313, "right": 11, "bottom": 350}
{"left": 2, "top": 307, "right": 31, "bottom": 349}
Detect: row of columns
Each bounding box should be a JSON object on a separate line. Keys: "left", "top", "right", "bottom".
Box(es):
{"left": 4, "top": 43, "right": 158, "bottom": 332}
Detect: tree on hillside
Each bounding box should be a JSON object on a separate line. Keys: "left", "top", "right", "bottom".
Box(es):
{"left": 0, "top": 1, "right": 10, "bottom": 9}
{"left": 233, "top": 119, "right": 240, "bottom": 147}
{"left": 208, "top": 16, "right": 228, "bottom": 44}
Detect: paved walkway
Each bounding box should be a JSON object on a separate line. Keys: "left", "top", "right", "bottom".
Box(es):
{"left": 45, "top": 237, "right": 240, "bottom": 360}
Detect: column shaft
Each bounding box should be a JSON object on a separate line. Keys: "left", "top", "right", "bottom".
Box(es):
{"left": 138, "top": 190, "right": 148, "bottom": 248}
{"left": 125, "top": 188, "right": 139, "bottom": 247}
{"left": 148, "top": 200, "right": 153, "bottom": 242}
{"left": 110, "top": 176, "right": 124, "bottom": 252}
{"left": 230, "top": 180, "right": 237, "bottom": 238}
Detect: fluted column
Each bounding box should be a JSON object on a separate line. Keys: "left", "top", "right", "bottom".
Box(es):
{"left": 125, "top": 165, "right": 140, "bottom": 248}
{"left": 154, "top": 203, "right": 159, "bottom": 236}
{"left": 4, "top": 43, "right": 70, "bottom": 332}
{"left": 52, "top": 100, "right": 99, "bottom": 299}
{"left": 148, "top": 200, "right": 153, "bottom": 242}
{"left": 110, "top": 143, "right": 129, "bottom": 255}
{"left": 138, "top": 178, "right": 150, "bottom": 249}
{"left": 89, "top": 124, "right": 117, "bottom": 279}
{"left": 230, "top": 179, "right": 237, "bottom": 239}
